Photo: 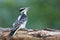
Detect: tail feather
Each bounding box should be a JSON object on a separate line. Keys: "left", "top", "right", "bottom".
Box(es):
{"left": 8, "top": 27, "right": 18, "bottom": 37}
{"left": 8, "top": 30, "right": 16, "bottom": 37}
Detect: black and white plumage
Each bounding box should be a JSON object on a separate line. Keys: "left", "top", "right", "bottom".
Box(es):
{"left": 8, "top": 7, "right": 29, "bottom": 37}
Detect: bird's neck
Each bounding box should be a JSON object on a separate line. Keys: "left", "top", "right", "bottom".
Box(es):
{"left": 24, "top": 11, "right": 27, "bottom": 15}
{"left": 21, "top": 11, "right": 27, "bottom": 15}
{"left": 21, "top": 9, "right": 28, "bottom": 15}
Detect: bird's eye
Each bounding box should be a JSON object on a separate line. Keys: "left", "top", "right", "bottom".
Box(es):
{"left": 19, "top": 8, "right": 25, "bottom": 12}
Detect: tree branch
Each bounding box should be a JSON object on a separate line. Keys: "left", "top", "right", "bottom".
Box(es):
{"left": 0, "top": 28, "right": 60, "bottom": 40}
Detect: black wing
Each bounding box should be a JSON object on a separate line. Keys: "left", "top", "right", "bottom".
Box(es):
{"left": 8, "top": 13, "right": 27, "bottom": 37}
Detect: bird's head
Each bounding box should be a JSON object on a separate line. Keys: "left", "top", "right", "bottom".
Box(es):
{"left": 19, "top": 7, "right": 29, "bottom": 15}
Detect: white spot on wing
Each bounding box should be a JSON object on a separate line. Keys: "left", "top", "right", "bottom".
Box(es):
{"left": 19, "top": 21, "right": 27, "bottom": 29}
{"left": 18, "top": 15, "right": 21, "bottom": 21}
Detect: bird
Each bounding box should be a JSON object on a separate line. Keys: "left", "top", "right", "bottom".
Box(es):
{"left": 8, "top": 7, "right": 29, "bottom": 37}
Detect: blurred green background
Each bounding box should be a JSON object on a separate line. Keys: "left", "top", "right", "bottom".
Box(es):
{"left": 0, "top": 0, "right": 60, "bottom": 29}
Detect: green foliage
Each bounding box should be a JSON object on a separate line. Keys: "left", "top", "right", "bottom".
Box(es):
{"left": 0, "top": 0, "right": 60, "bottom": 29}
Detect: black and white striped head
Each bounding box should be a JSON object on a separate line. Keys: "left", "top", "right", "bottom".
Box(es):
{"left": 19, "top": 7, "right": 29, "bottom": 15}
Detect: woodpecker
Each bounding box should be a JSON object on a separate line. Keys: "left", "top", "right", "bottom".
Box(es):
{"left": 8, "top": 7, "right": 29, "bottom": 37}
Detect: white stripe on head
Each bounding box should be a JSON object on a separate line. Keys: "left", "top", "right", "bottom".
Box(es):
{"left": 20, "top": 7, "right": 29, "bottom": 15}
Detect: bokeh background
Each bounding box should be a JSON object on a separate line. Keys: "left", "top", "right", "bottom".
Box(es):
{"left": 0, "top": 0, "right": 60, "bottom": 29}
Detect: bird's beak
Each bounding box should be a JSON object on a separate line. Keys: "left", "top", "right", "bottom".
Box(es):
{"left": 26, "top": 7, "right": 30, "bottom": 11}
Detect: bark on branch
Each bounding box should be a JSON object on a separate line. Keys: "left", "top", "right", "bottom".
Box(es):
{"left": 0, "top": 28, "right": 60, "bottom": 40}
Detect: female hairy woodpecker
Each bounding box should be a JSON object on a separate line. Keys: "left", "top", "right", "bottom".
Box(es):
{"left": 8, "top": 7, "right": 29, "bottom": 37}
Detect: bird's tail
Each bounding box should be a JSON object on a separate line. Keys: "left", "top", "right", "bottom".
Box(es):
{"left": 8, "top": 27, "right": 18, "bottom": 37}
{"left": 8, "top": 29, "right": 16, "bottom": 37}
